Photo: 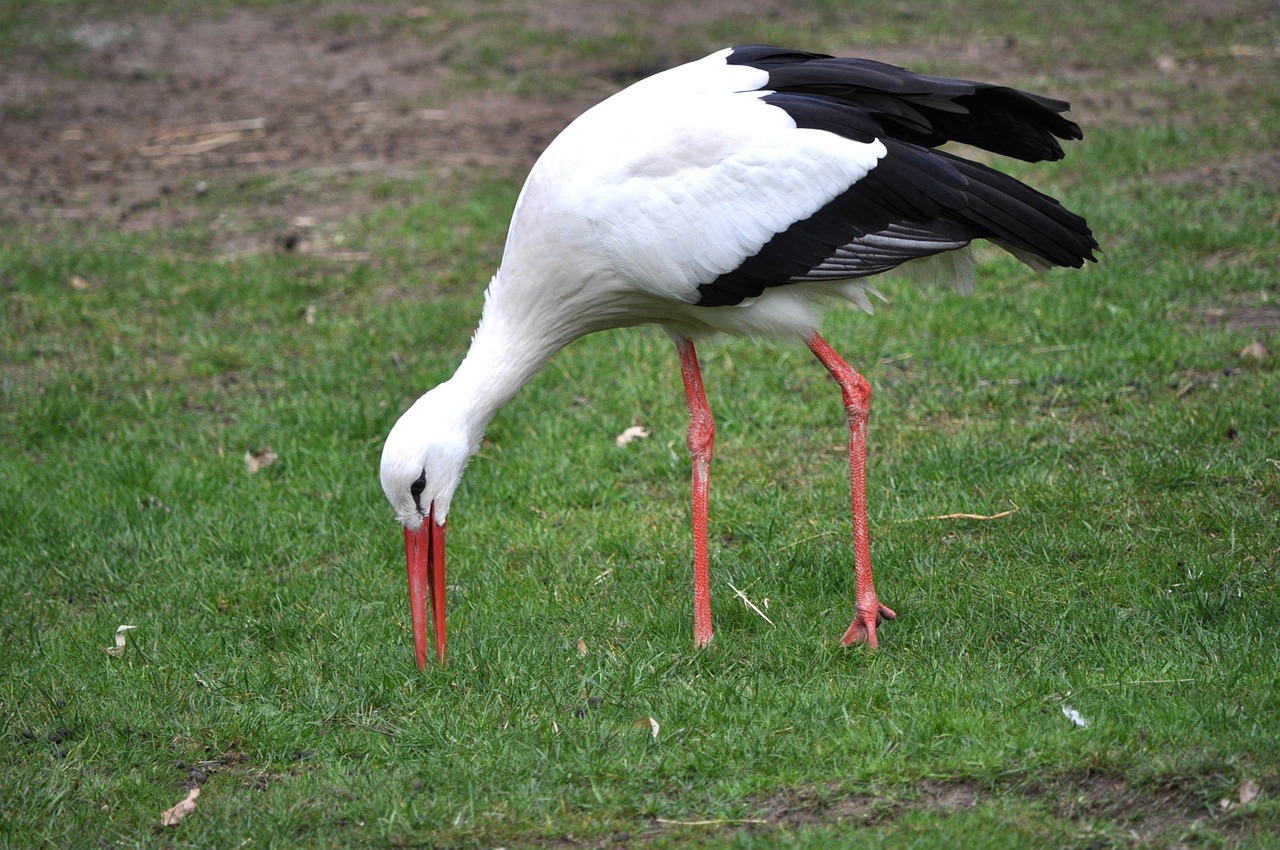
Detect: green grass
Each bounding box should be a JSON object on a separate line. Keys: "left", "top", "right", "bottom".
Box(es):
{"left": 3, "top": 1, "right": 1280, "bottom": 847}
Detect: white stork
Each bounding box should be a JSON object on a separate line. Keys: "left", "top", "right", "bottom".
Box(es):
{"left": 380, "top": 45, "right": 1098, "bottom": 668}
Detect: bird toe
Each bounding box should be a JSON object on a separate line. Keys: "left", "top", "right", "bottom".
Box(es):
{"left": 840, "top": 602, "right": 896, "bottom": 649}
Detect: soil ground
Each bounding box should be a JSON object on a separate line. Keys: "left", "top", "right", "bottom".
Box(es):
{"left": 8, "top": 0, "right": 1271, "bottom": 245}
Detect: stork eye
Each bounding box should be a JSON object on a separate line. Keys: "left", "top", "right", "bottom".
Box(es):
{"left": 409, "top": 470, "right": 427, "bottom": 511}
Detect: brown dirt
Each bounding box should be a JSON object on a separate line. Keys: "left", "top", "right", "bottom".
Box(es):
{"left": 10, "top": 0, "right": 1280, "bottom": 241}
{"left": 524, "top": 773, "right": 1258, "bottom": 848}
{"left": 0, "top": 1, "right": 1072, "bottom": 239}
{"left": 0, "top": 4, "right": 604, "bottom": 235}
{"left": 4, "top": 0, "right": 1274, "bottom": 245}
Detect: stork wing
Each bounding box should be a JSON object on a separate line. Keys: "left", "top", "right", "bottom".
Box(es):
{"left": 512, "top": 46, "right": 1096, "bottom": 309}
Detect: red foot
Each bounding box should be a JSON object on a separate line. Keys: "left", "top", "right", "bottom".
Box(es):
{"left": 840, "top": 602, "right": 897, "bottom": 649}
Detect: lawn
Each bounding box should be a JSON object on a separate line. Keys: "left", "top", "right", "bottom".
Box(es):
{"left": 2, "top": 1, "right": 1278, "bottom": 847}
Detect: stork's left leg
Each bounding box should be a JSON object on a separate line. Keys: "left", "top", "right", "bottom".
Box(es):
{"left": 675, "top": 337, "right": 716, "bottom": 648}
{"left": 806, "top": 332, "right": 897, "bottom": 648}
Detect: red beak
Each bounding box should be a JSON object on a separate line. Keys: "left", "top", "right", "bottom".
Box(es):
{"left": 404, "top": 507, "right": 447, "bottom": 668}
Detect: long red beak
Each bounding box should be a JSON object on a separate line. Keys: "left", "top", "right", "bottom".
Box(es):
{"left": 404, "top": 507, "right": 447, "bottom": 668}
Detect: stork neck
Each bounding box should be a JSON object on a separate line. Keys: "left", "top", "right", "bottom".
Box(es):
{"left": 444, "top": 294, "right": 565, "bottom": 438}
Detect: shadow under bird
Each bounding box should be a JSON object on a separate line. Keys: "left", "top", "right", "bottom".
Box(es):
{"left": 379, "top": 45, "right": 1098, "bottom": 668}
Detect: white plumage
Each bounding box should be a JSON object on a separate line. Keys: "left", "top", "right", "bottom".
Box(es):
{"left": 503, "top": 48, "right": 888, "bottom": 336}
{"left": 380, "top": 45, "right": 1098, "bottom": 668}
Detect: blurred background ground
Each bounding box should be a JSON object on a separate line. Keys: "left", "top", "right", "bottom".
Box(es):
{"left": 4, "top": 0, "right": 1274, "bottom": 244}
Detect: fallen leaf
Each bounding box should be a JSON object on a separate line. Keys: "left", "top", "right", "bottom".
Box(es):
{"left": 161, "top": 787, "right": 200, "bottom": 826}
{"left": 1239, "top": 340, "right": 1270, "bottom": 361}
{"left": 70, "top": 275, "right": 91, "bottom": 291}
{"left": 1239, "top": 779, "right": 1261, "bottom": 806}
{"left": 244, "top": 446, "right": 278, "bottom": 474}
{"left": 576, "top": 637, "right": 588, "bottom": 657}
{"left": 105, "top": 624, "right": 139, "bottom": 657}
{"left": 1061, "top": 705, "right": 1089, "bottom": 728}
{"left": 615, "top": 425, "right": 650, "bottom": 446}
{"left": 636, "top": 715, "right": 660, "bottom": 740}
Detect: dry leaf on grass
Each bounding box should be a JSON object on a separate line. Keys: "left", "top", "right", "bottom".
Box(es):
{"left": 244, "top": 446, "right": 278, "bottom": 473}
{"left": 615, "top": 425, "right": 650, "bottom": 446}
{"left": 1237, "top": 779, "right": 1261, "bottom": 807}
{"left": 104, "top": 624, "right": 138, "bottom": 657}
{"left": 636, "top": 715, "right": 660, "bottom": 740}
{"left": 161, "top": 787, "right": 200, "bottom": 826}
{"left": 576, "top": 637, "right": 588, "bottom": 657}
{"left": 1239, "top": 340, "right": 1270, "bottom": 361}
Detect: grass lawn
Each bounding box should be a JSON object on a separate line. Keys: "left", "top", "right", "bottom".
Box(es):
{"left": 2, "top": 1, "right": 1278, "bottom": 847}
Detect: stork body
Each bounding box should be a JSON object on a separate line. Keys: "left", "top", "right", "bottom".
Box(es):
{"left": 381, "top": 45, "right": 1098, "bottom": 667}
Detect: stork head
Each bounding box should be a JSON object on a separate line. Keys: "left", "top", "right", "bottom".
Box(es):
{"left": 380, "top": 385, "right": 477, "bottom": 668}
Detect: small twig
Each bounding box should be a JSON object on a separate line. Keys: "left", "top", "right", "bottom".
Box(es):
{"left": 726, "top": 579, "right": 774, "bottom": 625}
{"left": 155, "top": 117, "right": 267, "bottom": 141}
{"left": 1097, "top": 677, "right": 1195, "bottom": 688}
{"left": 139, "top": 132, "right": 245, "bottom": 157}
{"left": 919, "top": 509, "right": 1017, "bottom": 521}
{"left": 1030, "top": 343, "right": 1083, "bottom": 354}
{"left": 778, "top": 529, "right": 839, "bottom": 550}
{"left": 877, "top": 352, "right": 913, "bottom": 365}
{"left": 254, "top": 160, "right": 386, "bottom": 194}
{"left": 657, "top": 818, "right": 768, "bottom": 827}
{"left": 904, "top": 503, "right": 1019, "bottom": 522}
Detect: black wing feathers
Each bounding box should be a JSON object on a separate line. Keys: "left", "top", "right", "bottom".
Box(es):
{"left": 696, "top": 45, "right": 1097, "bottom": 307}
{"left": 726, "top": 44, "right": 1081, "bottom": 162}
{"left": 702, "top": 139, "right": 977, "bottom": 306}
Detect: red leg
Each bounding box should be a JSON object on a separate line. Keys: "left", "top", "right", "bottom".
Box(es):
{"left": 675, "top": 337, "right": 715, "bottom": 648}
{"left": 806, "top": 332, "right": 897, "bottom": 648}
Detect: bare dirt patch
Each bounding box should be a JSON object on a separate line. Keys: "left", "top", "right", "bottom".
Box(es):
{"left": 4, "top": 0, "right": 1271, "bottom": 250}
{"left": 0, "top": 4, "right": 608, "bottom": 233}
{"left": 522, "top": 774, "right": 1253, "bottom": 848}
{"left": 0, "top": 1, "right": 1114, "bottom": 241}
{"left": 1200, "top": 304, "right": 1280, "bottom": 334}
{"left": 1167, "top": 149, "right": 1280, "bottom": 193}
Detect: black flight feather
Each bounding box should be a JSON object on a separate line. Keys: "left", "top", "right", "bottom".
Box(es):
{"left": 695, "top": 45, "right": 1097, "bottom": 308}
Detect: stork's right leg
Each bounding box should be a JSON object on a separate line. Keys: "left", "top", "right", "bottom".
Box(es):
{"left": 675, "top": 337, "right": 715, "bottom": 647}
